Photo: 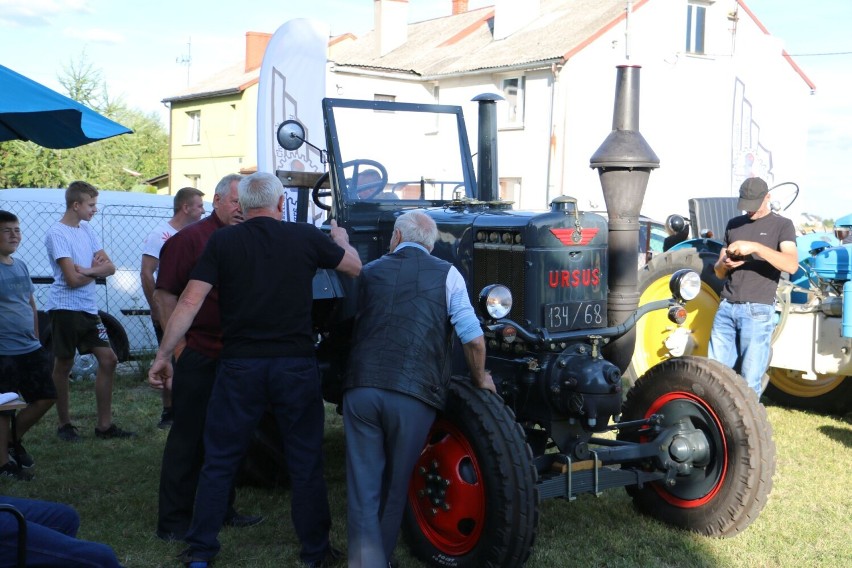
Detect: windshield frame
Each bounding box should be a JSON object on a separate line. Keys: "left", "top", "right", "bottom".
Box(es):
{"left": 321, "top": 97, "right": 477, "bottom": 216}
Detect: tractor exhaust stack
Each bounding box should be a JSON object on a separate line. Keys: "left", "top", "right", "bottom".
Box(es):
{"left": 590, "top": 65, "right": 660, "bottom": 373}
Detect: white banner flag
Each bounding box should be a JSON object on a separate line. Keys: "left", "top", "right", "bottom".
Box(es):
{"left": 256, "top": 18, "right": 328, "bottom": 224}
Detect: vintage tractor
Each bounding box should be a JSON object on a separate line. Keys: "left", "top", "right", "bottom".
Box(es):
{"left": 629, "top": 186, "right": 852, "bottom": 414}
{"left": 271, "top": 65, "right": 774, "bottom": 567}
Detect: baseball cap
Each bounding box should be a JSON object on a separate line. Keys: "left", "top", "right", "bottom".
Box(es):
{"left": 738, "top": 177, "right": 768, "bottom": 211}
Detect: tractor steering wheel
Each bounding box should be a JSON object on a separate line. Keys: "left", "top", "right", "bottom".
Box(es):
{"left": 343, "top": 159, "right": 389, "bottom": 200}
{"left": 769, "top": 181, "right": 799, "bottom": 212}
{"left": 311, "top": 159, "right": 389, "bottom": 211}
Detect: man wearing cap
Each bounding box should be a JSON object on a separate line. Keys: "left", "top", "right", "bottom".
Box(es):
{"left": 708, "top": 177, "right": 798, "bottom": 397}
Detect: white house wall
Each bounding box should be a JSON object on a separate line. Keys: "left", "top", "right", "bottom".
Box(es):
{"left": 557, "top": 0, "right": 811, "bottom": 222}
{"left": 323, "top": 0, "right": 811, "bottom": 222}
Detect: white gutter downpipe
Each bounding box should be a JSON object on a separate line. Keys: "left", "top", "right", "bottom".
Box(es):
{"left": 625, "top": 1, "right": 633, "bottom": 60}
{"left": 545, "top": 62, "right": 563, "bottom": 206}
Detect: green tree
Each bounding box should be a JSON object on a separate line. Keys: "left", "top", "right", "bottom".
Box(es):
{"left": 0, "top": 53, "right": 168, "bottom": 191}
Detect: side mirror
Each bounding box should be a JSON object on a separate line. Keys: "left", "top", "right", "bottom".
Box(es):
{"left": 277, "top": 120, "right": 306, "bottom": 151}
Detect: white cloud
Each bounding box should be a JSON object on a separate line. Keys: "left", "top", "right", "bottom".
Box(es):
{"left": 0, "top": 0, "right": 91, "bottom": 27}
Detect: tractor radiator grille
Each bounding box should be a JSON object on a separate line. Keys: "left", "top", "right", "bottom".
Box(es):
{"left": 473, "top": 243, "right": 526, "bottom": 323}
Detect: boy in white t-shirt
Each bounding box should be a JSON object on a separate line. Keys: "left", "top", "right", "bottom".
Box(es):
{"left": 44, "top": 181, "right": 135, "bottom": 442}
{"left": 140, "top": 187, "right": 205, "bottom": 428}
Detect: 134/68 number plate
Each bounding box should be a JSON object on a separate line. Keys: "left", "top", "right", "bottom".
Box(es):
{"left": 544, "top": 301, "right": 606, "bottom": 331}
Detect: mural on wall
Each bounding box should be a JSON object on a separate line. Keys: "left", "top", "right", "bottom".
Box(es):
{"left": 731, "top": 78, "right": 774, "bottom": 193}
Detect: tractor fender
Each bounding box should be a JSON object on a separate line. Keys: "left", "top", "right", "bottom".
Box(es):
{"left": 668, "top": 237, "right": 725, "bottom": 257}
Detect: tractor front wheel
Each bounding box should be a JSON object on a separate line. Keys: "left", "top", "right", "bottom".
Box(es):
{"left": 619, "top": 356, "right": 775, "bottom": 537}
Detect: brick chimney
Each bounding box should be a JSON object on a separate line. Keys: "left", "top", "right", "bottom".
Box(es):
{"left": 452, "top": 0, "right": 469, "bottom": 14}
{"left": 245, "top": 31, "right": 272, "bottom": 72}
{"left": 374, "top": 0, "right": 409, "bottom": 57}
{"left": 494, "top": 0, "right": 539, "bottom": 40}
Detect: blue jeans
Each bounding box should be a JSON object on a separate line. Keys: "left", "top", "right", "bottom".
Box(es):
{"left": 708, "top": 299, "right": 775, "bottom": 397}
{"left": 184, "top": 356, "right": 331, "bottom": 564}
{"left": 0, "top": 495, "right": 122, "bottom": 567}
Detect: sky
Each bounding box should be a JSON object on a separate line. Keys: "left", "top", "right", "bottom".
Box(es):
{"left": 1, "top": 0, "right": 848, "bottom": 219}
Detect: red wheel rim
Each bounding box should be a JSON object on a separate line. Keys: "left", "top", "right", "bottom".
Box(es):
{"left": 644, "top": 391, "right": 729, "bottom": 508}
{"left": 408, "top": 418, "right": 485, "bottom": 555}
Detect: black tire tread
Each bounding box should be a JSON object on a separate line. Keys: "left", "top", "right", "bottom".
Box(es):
{"left": 98, "top": 311, "right": 130, "bottom": 362}
{"left": 405, "top": 377, "right": 539, "bottom": 567}
{"left": 621, "top": 356, "right": 775, "bottom": 537}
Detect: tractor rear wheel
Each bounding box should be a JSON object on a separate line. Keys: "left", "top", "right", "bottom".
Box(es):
{"left": 37, "top": 310, "right": 130, "bottom": 380}
{"left": 403, "top": 378, "right": 538, "bottom": 567}
{"left": 627, "top": 247, "right": 722, "bottom": 385}
{"left": 764, "top": 369, "right": 852, "bottom": 415}
{"left": 620, "top": 356, "right": 775, "bottom": 537}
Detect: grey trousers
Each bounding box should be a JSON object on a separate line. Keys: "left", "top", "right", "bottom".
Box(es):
{"left": 343, "top": 387, "right": 437, "bottom": 568}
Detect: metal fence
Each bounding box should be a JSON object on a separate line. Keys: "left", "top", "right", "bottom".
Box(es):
{"left": 1, "top": 191, "right": 181, "bottom": 358}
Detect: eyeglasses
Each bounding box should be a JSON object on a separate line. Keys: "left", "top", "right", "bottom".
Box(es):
{"left": 0, "top": 228, "right": 22, "bottom": 236}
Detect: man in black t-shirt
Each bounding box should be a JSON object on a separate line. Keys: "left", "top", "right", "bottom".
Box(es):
{"left": 707, "top": 177, "right": 798, "bottom": 397}
{"left": 149, "top": 171, "right": 362, "bottom": 568}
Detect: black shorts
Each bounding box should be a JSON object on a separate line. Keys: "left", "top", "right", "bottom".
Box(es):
{"left": 0, "top": 347, "right": 58, "bottom": 402}
{"left": 153, "top": 319, "right": 164, "bottom": 344}
{"left": 49, "top": 310, "right": 112, "bottom": 359}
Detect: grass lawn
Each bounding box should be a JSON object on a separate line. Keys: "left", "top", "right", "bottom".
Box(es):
{"left": 2, "top": 364, "right": 850, "bottom": 567}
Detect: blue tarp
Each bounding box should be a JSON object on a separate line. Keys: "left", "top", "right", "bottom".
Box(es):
{"left": 0, "top": 64, "right": 132, "bottom": 149}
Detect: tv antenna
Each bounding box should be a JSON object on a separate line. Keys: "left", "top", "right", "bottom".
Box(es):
{"left": 177, "top": 37, "right": 192, "bottom": 86}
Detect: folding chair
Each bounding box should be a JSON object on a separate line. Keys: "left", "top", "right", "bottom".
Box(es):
{"left": 0, "top": 503, "right": 27, "bottom": 568}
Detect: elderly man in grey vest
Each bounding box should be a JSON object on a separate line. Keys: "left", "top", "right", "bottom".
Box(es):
{"left": 343, "top": 210, "right": 496, "bottom": 568}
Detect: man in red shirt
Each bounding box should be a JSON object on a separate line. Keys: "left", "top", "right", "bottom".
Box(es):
{"left": 150, "top": 171, "right": 361, "bottom": 567}
{"left": 152, "top": 174, "right": 260, "bottom": 541}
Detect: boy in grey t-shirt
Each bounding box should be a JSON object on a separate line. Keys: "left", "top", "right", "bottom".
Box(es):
{"left": 0, "top": 210, "right": 57, "bottom": 478}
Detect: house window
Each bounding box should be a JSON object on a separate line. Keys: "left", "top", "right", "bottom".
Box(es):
{"left": 686, "top": 2, "right": 707, "bottom": 55}
{"left": 374, "top": 94, "right": 396, "bottom": 113}
{"left": 500, "top": 77, "right": 525, "bottom": 126}
{"left": 499, "top": 177, "right": 521, "bottom": 203}
{"left": 184, "top": 174, "right": 200, "bottom": 188}
{"left": 186, "top": 110, "right": 200, "bottom": 144}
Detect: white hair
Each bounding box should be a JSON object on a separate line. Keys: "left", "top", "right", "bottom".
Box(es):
{"left": 394, "top": 211, "right": 437, "bottom": 249}
{"left": 238, "top": 172, "right": 284, "bottom": 211}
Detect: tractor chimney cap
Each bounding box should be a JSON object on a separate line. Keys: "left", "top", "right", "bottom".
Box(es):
{"left": 472, "top": 92, "right": 504, "bottom": 102}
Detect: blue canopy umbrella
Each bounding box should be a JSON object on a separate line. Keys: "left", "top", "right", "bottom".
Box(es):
{"left": 0, "top": 64, "right": 132, "bottom": 149}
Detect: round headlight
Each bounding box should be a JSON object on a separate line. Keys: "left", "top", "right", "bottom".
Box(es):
{"left": 670, "top": 269, "right": 701, "bottom": 302}
{"left": 479, "top": 284, "right": 513, "bottom": 319}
